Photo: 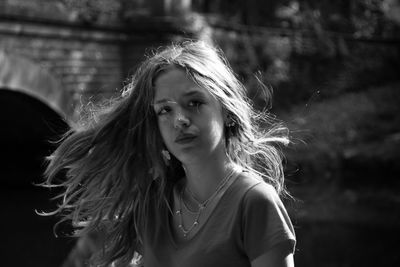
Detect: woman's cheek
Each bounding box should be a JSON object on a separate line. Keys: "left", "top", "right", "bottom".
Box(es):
{"left": 159, "top": 121, "right": 174, "bottom": 147}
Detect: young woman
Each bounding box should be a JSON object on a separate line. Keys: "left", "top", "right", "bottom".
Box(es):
{"left": 45, "top": 40, "right": 296, "bottom": 267}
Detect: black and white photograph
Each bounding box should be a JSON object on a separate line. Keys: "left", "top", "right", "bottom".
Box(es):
{"left": 1, "top": 0, "right": 399, "bottom": 266}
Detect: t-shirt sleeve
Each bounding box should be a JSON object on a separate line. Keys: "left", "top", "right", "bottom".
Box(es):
{"left": 241, "top": 182, "right": 296, "bottom": 261}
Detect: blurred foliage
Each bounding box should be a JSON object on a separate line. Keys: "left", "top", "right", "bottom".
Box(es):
{"left": 193, "top": 0, "right": 400, "bottom": 38}
{"left": 212, "top": 27, "right": 400, "bottom": 109}
{"left": 283, "top": 83, "right": 400, "bottom": 186}
{"left": 194, "top": 0, "right": 400, "bottom": 110}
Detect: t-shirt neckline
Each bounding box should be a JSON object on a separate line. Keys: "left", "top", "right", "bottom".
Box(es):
{"left": 167, "top": 168, "right": 242, "bottom": 248}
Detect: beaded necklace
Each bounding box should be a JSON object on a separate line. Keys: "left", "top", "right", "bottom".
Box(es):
{"left": 176, "top": 168, "right": 236, "bottom": 237}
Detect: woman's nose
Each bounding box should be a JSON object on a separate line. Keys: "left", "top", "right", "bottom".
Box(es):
{"left": 174, "top": 112, "right": 190, "bottom": 129}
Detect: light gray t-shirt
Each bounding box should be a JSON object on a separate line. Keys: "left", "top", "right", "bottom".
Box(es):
{"left": 141, "top": 172, "right": 296, "bottom": 267}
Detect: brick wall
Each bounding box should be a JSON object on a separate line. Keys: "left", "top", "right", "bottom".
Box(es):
{"left": 0, "top": 17, "right": 186, "bottom": 121}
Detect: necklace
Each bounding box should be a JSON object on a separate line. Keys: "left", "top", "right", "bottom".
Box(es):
{"left": 181, "top": 195, "right": 199, "bottom": 215}
{"left": 176, "top": 168, "right": 236, "bottom": 237}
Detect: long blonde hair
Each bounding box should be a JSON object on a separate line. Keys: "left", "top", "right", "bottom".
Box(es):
{"left": 43, "top": 40, "right": 289, "bottom": 266}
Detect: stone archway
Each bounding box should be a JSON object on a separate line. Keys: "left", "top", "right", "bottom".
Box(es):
{"left": 0, "top": 89, "right": 72, "bottom": 266}
{"left": 0, "top": 89, "right": 69, "bottom": 184}
{"left": 0, "top": 51, "right": 74, "bottom": 266}
{"left": 0, "top": 49, "right": 71, "bottom": 120}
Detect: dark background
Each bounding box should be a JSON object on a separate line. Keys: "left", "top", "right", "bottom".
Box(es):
{"left": 0, "top": 0, "right": 399, "bottom": 266}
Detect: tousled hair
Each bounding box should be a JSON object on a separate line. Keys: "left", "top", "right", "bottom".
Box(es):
{"left": 43, "top": 40, "right": 289, "bottom": 266}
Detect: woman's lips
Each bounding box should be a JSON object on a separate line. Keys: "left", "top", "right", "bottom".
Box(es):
{"left": 175, "top": 133, "right": 197, "bottom": 144}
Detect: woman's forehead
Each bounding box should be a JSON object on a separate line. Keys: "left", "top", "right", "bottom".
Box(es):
{"left": 154, "top": 68, "right": 205, "bottom": 98}
{"left": 152, "top": 66, "right": 226, "bottom": 108}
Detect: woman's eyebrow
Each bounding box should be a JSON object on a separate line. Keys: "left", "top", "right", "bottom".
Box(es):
{"left": 183, "top": 90, "right": 206, "bottom": 98}
{"left": 153, "top": 99, "right": 176, "bottom": 105}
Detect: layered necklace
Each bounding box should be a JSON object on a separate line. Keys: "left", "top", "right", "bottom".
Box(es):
{"left": 176, "top": 168, "right": 236, "bottom": 237}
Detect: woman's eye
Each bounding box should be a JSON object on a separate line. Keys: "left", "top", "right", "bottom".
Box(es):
{"left": 156, "top": 107, "right": 171, "bottom": 116}
{"left": 188, "top": 100, "right": 202, "bottom": 108}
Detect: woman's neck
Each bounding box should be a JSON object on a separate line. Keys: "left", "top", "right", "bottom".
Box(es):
{"left": 181, "top": 154, "right": 235, "bottom": 203}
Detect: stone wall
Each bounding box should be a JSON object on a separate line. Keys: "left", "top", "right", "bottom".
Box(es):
{"left": 0, "top": 1, "right": 188, "bottom": 121}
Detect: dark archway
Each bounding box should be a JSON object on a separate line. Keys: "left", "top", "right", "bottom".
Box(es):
{"left": 0, "top": 89, "right": 73, "bottom": 266}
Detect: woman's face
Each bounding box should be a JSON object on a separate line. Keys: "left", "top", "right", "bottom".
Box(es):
{"left": 153, "top": 67, "right": 227, "bottom": 164}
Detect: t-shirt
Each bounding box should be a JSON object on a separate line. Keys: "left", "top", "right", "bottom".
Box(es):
{"left": 140, "top": 172, "right": 296, "bottom": 267}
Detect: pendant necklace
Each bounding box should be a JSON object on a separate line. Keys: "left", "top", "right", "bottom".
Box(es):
{"left": 176, "top": 168, "right": 236, "bottom": 237}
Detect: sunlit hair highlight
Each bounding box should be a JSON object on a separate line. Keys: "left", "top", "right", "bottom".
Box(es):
{"left": 43, "top": 40, "right": 289, "bottom": 266}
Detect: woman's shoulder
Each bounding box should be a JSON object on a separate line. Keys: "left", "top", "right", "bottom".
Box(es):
{"left": 235, "top": 171, "right": 276, "bottom": 191}
{"left": 235, "top": 171, "right": 280, "bottom": 204}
